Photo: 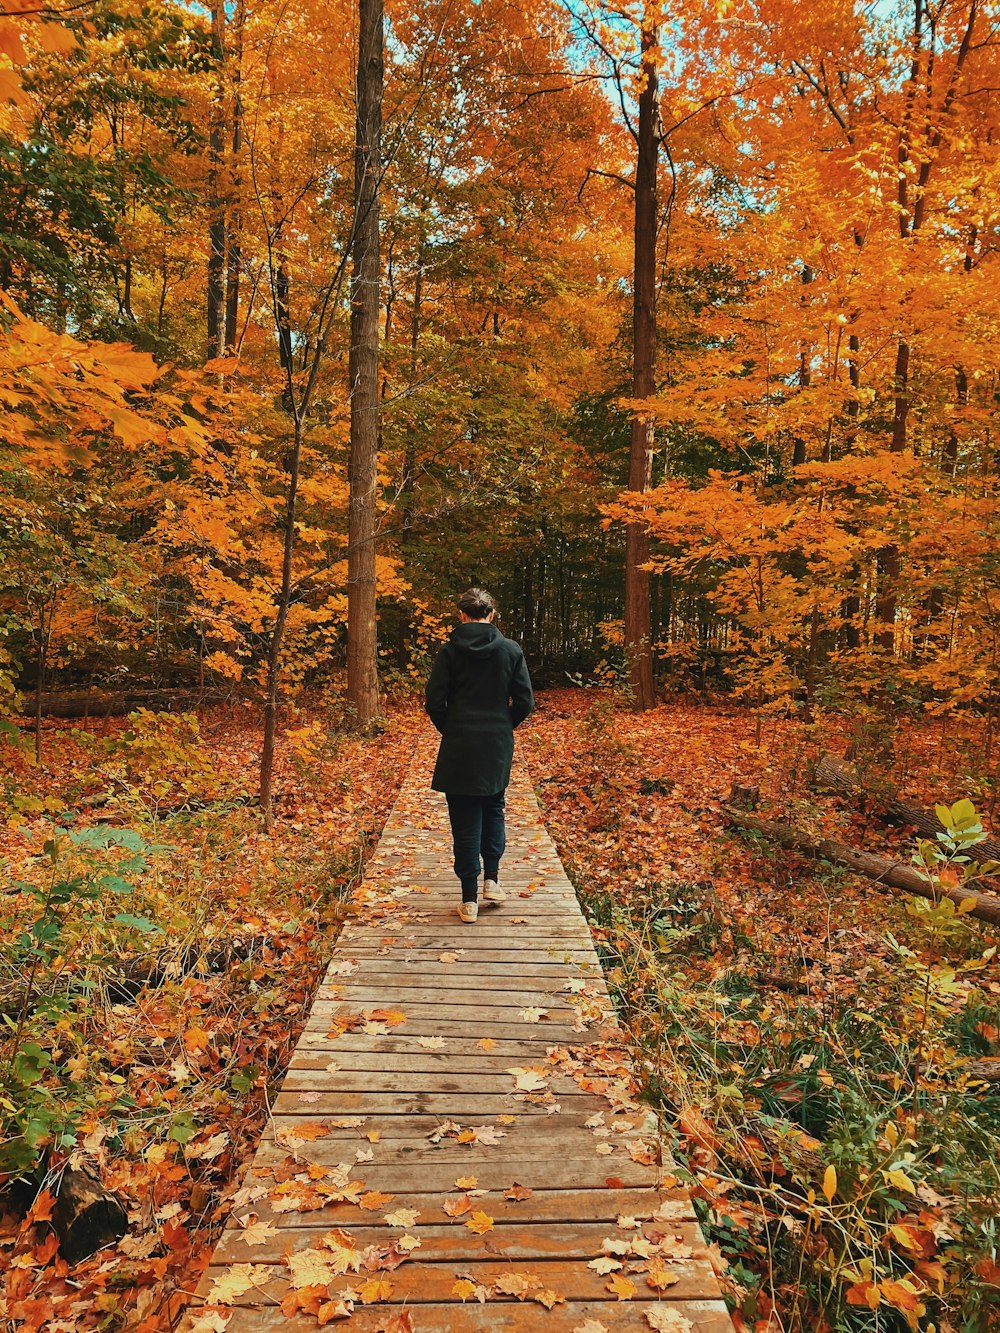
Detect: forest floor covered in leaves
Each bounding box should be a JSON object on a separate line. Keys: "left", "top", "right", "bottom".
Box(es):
{"left": 1, "top": 688, "right": 998, "bottom": 1331}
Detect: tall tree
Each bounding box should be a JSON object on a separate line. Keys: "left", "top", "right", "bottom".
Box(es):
{"left": 624, "top": 7, "right": 659, "bottom": 711}
{"left": 346, "top": 0, "right": 384, "bottom": 723}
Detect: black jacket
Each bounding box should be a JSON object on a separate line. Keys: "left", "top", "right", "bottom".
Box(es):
{"left": 425, "top": 622, "right": 535, "bottom": 794}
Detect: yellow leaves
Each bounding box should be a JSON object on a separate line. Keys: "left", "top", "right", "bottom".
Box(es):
{"left": 606, "top": 1272, "right": 637, "bottom": 1300}
{"left": 454, "top": 1175, "right": 478, "bottom": 1189}
{"left": 884, "top": 1168, "right": 917, "bottom": 1196}
{"left": 822, "top": 1164, "right": 837, "bottom": 1203}
{"left": 207, "top": 1264, "right": 276, "bottom": 1304}
{"left": 519, "top": 1006, "right": 548, "bottom": 1023}
{"left": 477, "top": 1037, "right": 497, "bottom": 1051}
{"left": 464, "top": 1210, "right": 494, "bottom": 1235}
{"left": 383, "top": 1208, "right": 419, "bottom": 1228}
{"left": 452, "top": 1278, "right": 485, "bottom": 1303}
{"left": 443, "top": 1194, "right": 473, "bottom": 1218}
{"left": 645, "top": 1310, "right": 693, "bottom": 1331}
{"left": 507, "top": 1065, "right": 548, "bottom": 1092}
{"left": 287, "top": 1121, "right": 330, "bottom": 1141}
{"left": 358, "top": 1190, "right": 394, "bottom": 1211}
{"left": 355, "top": 1277, "right": 393, "bottom": 1304}
{"left": 645, "top": 1258, "right": 681, "bottom": 1291}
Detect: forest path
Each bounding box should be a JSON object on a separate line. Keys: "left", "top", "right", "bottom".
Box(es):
{"left": 181, "top": 754, "right": 732, "bottom": 1331}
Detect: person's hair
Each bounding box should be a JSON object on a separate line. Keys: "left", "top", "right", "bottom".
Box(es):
{"left": 457, "top": 586, "right": 497, "bottom": 620}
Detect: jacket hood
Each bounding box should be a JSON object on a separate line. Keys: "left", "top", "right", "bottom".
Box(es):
{"left": 450, "top": 621, "right": 503, "bottom": 657}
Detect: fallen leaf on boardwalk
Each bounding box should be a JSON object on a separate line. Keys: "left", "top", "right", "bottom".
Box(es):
{"left": 417, "top": 1036, "right": 445, "bottom": 1049}
{"left": 507, "top": 1066, "right": 548, "bottom": 1091}
{"left": 355, "top": 1147, "right": 374, "bottom": 1162}
{"left": 601, "top": 1236, "right": 631, "bottom": 1256}
{"left": 645, "top": 1310, "right": 693, "bottom": 1332}
{"left": 208, "top": 1264, "right": 276, "bottom": 1303}
{"left": 240, "top": 1219, "right": 280, "bottom": 1247}
{"left": 397, "top": 1234, "right": 421, "bottom": 1252}
{"left": 288, "top": 1249, "right": 342, "bottom": 1288}
{"left": 504, "top": 1183, "right": 533, "bottom": 1201}
{"left": 455, "top": 1175, "right": 478, "bottom": 1188}
{"left": 364, "top": 1008, "right": 407, "bottom": 1026}
{"left": 628, "top": 1140, "right": 658, "bottom": 1165}
{"left": 362, "top": 1021, "right": 389, "bottom": 1036}
{"left": 439, "top": 951, "right": 460, "bottom": 963}
{"left": 320, "top": 1229, "right": 362, "bottom": 1275}
{"left": 470, "top": 1124, "right": 506, "bottom": 1145}
{"left": 356, "top": 1277, "right": 393, "bottom": 1303}
{"left": 533, "top": 1289, "right": 566, "bottom": 1308}
{"left": 607, "top": 1273, "right": 637, "bottom": 1300}
{"left": 495, "top": 1272, "right": 539, "bottom": 1297}
{"left": 384, "top": 1208, "right": 419, "bottom": 1228}
{"left": 465, "top": 1210, "right": 494, "bottom": 1234}
{"left": 452, "top": 1278, "right": 480, "bottom": 1302}
{"left": 588, "top": 1256, "right": 622, "bottom": 1274}
{"left": 617, "top": 1215, "right": 641, "bottom": 1230}
{"left": 329, "top": 1117, "right": 364, "bottom": 1128}
{"left": 497, "top": 1114, "right": 516, "bottom": 1124}
{"left": 381, "top": 1314, "right": 416, "bottom": 1333}
{"left": 457, "top": 1129, "right": 477, "bottom": 1144}
{"left": 443, "top": 1194, "right": 473, "bottom": 1217}
{"left": 511, "top": 916, "right": 529, "bottom": 923}
{"left": 646, "top": 1258, "right": 681, "bottom": 1290}
{"left": 477, "top": 1037, "right": 497, "bottom": 1051}
{"left": 325, "top": 1059, "right": 342, "bottom": 1072}
{"left": 595, "top": 1143, "right": 614, "bottom": 1155}
{"left": 572, "top": 1321, "right": 609, "bottom": 1333}
{"left": 520, "top": 1007, "right": 548, "bottom": 1023}
{"left": 186, "top": 1312, "right": 232, "bottom": 1333}
{"left": 288, "top": 1121, "right": 330, "bottom": 1141}
{"left": 359, "top": 1190, "right": 394, "bottom": 1210}
{"left": 316, "top": 1298, "right": 354, "bottom": 1324}
{"left": 367, "top": 1130, "right": 381, "bottom": 1142}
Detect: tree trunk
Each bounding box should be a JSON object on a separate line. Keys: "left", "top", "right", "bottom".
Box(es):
{"left": 813, "top": 753, "right": 1000, "bottom": 869}
{"left": 401, "top": 235, "right": 424, "bottom": 546}
{"left": 723, "top": 803, "right": 1000, "bottom": 928}
{"left": 624, "top": 10, "right": 658, "bottom": 713}
{"left": 224, "top": 0, "right": 245, "bottom": 352}
{"left": 51, "top": 1164, "right": 128, "bottom": 1265}
{"left": 346, "top": 0, "right": 384, "bottom": 725}
{"left": 259, "top": 418, "right": 304, "bottom": 831}
{"left": 206, "top": 1, "right": 227, "bottom": 361}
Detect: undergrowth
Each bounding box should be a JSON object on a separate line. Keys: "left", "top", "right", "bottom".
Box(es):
{"left": 525, "top": 691, "right": 1000, "bottom": 1333}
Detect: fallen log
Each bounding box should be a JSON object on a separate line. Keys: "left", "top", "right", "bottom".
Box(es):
{"left": 20, "top": 687, "right": 237, "bottom": 720}
{"left": 966, "top": 1058, "right": 1000, "bottom": 1084}
{"left": 51, "top": 1163, "right": 128, "bottom": 1264}
{"left": 722, "top": 804, "right": 1000, "bottom": 929}
{"left": 814, "top": 754, "right": 1000, "bottom": 868}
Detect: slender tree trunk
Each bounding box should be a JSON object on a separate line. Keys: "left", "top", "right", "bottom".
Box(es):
{"left": 224, "top": 0, "right": 245, "bottom": 352}
{"left": 401, "top": 236, "right": 424, "bottom": 546}
{"left": 34, "top": 597, "right": 51, "bottom": 765}
{"left": 346, "top": 0, "right": 383, "bottom": 724}
{"left": 792, "top": 264, "right": 814, "bottom": 467}
{"left": 207, "top": 1, "right": 227, "bottom": 360}
{"left": 624, "top": 11, "right": 658, "bottom": 713}
{"left": 259, "top": 420, "right": 304, "bottom": 831}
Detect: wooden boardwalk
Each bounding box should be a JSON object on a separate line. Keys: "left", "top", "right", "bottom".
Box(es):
{"left": 183, "top": 756, "right": 732, "bottom": 1331}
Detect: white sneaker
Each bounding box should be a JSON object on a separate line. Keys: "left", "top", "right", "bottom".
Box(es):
{"left": 482, "top": 880, "right": 506, "bottom": 904}
{"left": 458, "top": 901, "right": 478, "bottom": 923}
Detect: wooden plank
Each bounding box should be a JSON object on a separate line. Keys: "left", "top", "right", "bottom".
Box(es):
{"left": 199, "top": 1256, "right": 719, "bottom": 1305}
{"left": 214, "top": 1300, "right": 734, "bottom": 1333}
{"left": 215, "top": 1219, "right": 711, "bottom": 1264}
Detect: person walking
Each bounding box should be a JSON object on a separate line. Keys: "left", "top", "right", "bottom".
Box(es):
{"left": 425, "top": 587, "right": 535, "bottom": 923}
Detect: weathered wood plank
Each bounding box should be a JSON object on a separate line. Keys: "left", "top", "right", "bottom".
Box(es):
{"left": 213, "top": 1300, "right": 734, "bottom": 1333}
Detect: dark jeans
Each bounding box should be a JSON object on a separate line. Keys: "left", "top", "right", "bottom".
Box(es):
{"left": 446, "top": 791, "right": 507, "bottom": 902}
